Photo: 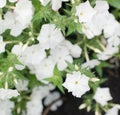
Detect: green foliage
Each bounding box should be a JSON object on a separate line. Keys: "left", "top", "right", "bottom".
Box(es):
{"left": 96, "top": 61, "right": 110, "bottom": 77}
{"left": 45, "top": 65, "right": 64, "bottom": 93}
{"left": 107, "top": 0, "right": 120, "bottom": 9}
{"left": 0, "top": 52, "right": 25, "bottom": 88}
{"left": 28, "top": 74, "right": 43, "bottom": 89}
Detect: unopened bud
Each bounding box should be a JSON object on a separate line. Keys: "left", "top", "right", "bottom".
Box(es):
{"left": 79, "top": 103, "right": 86, "bottom": 110}
{"left": 90, "top": 78, "right": 100, "bottom": 82}
{"left": 87, "top": 106, "right": 91, "bottom": 112}
{"left": 75, "top": 64, "right": 79, "bottom": 70}
{"left": 8, "top": 67, "right": 13, "bottom": 72}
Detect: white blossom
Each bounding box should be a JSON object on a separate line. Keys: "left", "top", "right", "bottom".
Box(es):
{"left": 26, "top": 99, "right": 43, "bottom": 115}
{"left": 12, "top": 0, "right": 34, "bottom": 36}
{"left": 0, "top": 0, "right": 34, "bottom": 36}
{"left": 0, "top": 100, "right": 14, "bottom": 115}
{"left": 34, "top": 58, "right": 55, "bottom": 83}
{"left": 0, "top": 0, "right": 6, "bottom": 8}
{"left": 62, "top": 71, "right": 90, "bottom": 98}
{"left": 0, "top": 88, "right": 19, "bottom": 100}
{"left": 44, "top": 91, "right": 62, "bottom": 111}
{"left": 64, "top": 40, "right": 82, "bottom": 58}
{"left": 105, "top": 106, "right": 119, "bottom": 115}
{"left": 15, "top": 64, "right": 25, "bottom": 70}
{"left": 82, "top": 20, "right": 104, "bottom": 39}
{"left": 39, "top": 0, "right": 69, "bottom": 11}
{"left": 23, "top": 44, "right": 46, "bottom": 65}
{"left": 103, "top": 14, "right": 120, "bottom": 38}
{"left": 50, "top": 45, "right": 73, "bottom": 71}
{"left": 82, "top": 59, "right": 100, "bottom": 69}
{"left": 26, "top": 85, "right": 53, "bottom": 115}
{"left": 39, "top": 0, "right": 50, "bottom": 6}
{"left": 97, "top": 46, "right": 119, "bottom": 60}
{"left": 107, "top": 36, "right": 120, "bottom": 47}
{"left": 37, "top": 24, "right": 64, "bottom": 49}
{"left": 93, "top": 87, "right": 112, "bottom": 106}
{"left": 11, "top": 44, "right": 27, "bottom": 65}
{"left": 15, "top": 79, "right": 29, "bottom": 91}
{"left": 76, "top": 1, "right": 96, "bottom": 23}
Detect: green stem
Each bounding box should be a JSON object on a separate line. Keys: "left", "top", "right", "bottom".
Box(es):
{"left": 96, "top": 40, "right": 105, "bottom": 50}
{"left": 5, "top": 73, "right": 8, "bottom": 89}
{"left": 84, "top": 45, "right": 89, "bottom": 61}
{"left": 86, "top": 44, "right": 102, "bottom": 53}
{"left": 0, "top": 9, "right": 2, "bottom": 19}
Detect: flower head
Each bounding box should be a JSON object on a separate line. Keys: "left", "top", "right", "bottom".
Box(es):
{"left": 0, "top": 88, "right": 19, "bottom": 100}
{"left": 76, "top": 1, "right": 96, "bottom": 23}
{"left": 62, "top": 71, "right": 90, "bottom": 98}
{"left": 105, "top": 106, "right": 119, "bottom": 115}
{"left": 93, "top": 87, "right": 112, "bottom": 106}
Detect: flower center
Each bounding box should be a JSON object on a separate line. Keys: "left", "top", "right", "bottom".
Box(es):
{"left": 75, "top": 81, "right": 79, "bottom": 85}
{"left": 80, "top": 12, "right": 83, "bottom": 16}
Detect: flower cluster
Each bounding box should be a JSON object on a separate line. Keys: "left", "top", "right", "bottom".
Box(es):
{"left": 0, "top": 0, "right": 120, "bottom": 115}
{"left": 76, "top": 1, "right": 120, "bottom": 60}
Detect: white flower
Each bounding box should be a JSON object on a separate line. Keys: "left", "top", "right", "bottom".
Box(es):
{"left": 82, "top": 59, "right": 100, "bottom": 69}
{"left": 103, "top": 14, "right": 120, "bottom": 38}
{"left": 11, "top": 44, "right": 27, "bottom": 65}
{"left": 0, "top": 88, "right": 19, "bottom": 100}
{"left": 31, "top": 86, "right": 51, "bottom": 99}
{"left": 26, "top": 85, "right": 54, "bottom": 115}
{"left": 26, "top": 100, "right": 43, "bottom": 115}
{"left": 39, "top": 0, "right": 50, "bottom": 6}
{"left": 76, "top": 1, "right": 96, "bottom": 23}
{"left": 80, "top": 0, "right": 110, "bottom": 39}
{"left": 14, "top": 0, "right": 34, "bottom": 25}
{"left": 0, "top": 0, "right": 34, "bottom": 36}
{"left": 15, "top": 64, "right": 25, "bottom": 70}
{"left": 64, "top": 40, "right": 82, "bottom": 58}
{"left": 1, "top": 11, "right": 16, "bottom": 34}
{"left": 44, "top": 91, "right": 62, "bottom": 111}
{"left": 37, "top": 24, "right": 64, "bottom": 49}
{"left": 95, "top": 0, "right": 109, "bottom": 13}
{"left": 34, "top": 58, "right": 55, "bottom": 82}
{"left": 93, "top": 87, "right": 112, "bottom": 106}
{"left": 62, "top": 71, "right": 90, "bottom": 98}
{"left": 97, "top": 45, "right": 119, "bottom": 60}
{"left": 24, "top": 44, "right": 46, "bottom": 65}
{"left": 0, "top": 0, "right": 6, "bottom": 8}
{"left": 0, "top": 100, "right": 14, "bottom": 115}
{"left": 81, "top": 23, "right": 97, "bottom": 39}
{"left": 105, "top": 106, "right": 119, "bottom": 115}
{"left": 39, "top": 0, "right": 69, "bottom": 11}
{"left": 0, "top": 36, "right": 6, "bottom": 53}
{"left": 107, "top": 36, "right": 120, "bottom": 47}
{"left": 15, "top": 79, "right": 29, "bottom": 91}
{"left": 50, "top": 45, "right": 73, "bottom": 71}
{"left": 11, "top": 0, "right": 34, "bottom": 36}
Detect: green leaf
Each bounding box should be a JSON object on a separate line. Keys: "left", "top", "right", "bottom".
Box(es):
{"left": 45, "top": 66, "right": 64, "bottom": 93}
{"left": 66, "top": 61, "right": 75, "bottom": 71}
{"left": 107, "top": 0, "right": 120, "bottom": 9}
{"left": 95, "top": 61, "right": 110, "bottom": 77}
{"left": 28, "top": 74, "right": 43, "bottom": 89}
